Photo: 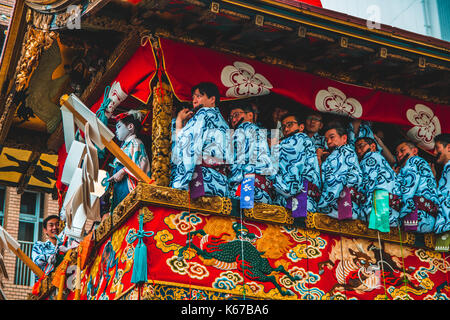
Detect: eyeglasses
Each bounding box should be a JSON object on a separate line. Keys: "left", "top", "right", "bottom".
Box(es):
{"left": 230, "top": 111, "right": 247, "bottom": 119}
{"left": 281, "top": 121, "right": 298, "bottom": 130}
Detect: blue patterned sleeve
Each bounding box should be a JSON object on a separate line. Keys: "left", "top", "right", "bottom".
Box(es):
{"left": 397, "top": 159, "right": 420, "bottom": 219}
{"left": 435, "top": 163, "right": 450, "bottom": 233}
{"left": 31, "top": 242, "right": 48, "bottom": 271}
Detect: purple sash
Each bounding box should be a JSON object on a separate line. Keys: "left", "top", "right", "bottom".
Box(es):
{"left": 189, "top": 166, "right": 205, "bottom": 200}
{"left": 337, "top": 186, "right": 353, "bottom": 220}
{"left": 403, "top": 207, "right": 418, "bottom": 232}
{"left": 287, "top": 179, "right": 308, "bottom": 218}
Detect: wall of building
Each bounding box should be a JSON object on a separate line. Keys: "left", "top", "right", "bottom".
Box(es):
{"left": 2, "top": 188, "right": 59, "bottom": 300}
{"left": 321, "top": 0, "right": 443, "bottom": 40}
{"left": 0, "top": 0, "right": 14, "bottom": 27}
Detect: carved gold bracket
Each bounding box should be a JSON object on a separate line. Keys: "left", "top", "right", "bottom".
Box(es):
{"left": 151, "top": 81, "right": 173, "bottom": 187}
{"left": 243, "top": 203, "right": 293, "bottom": 225}
{"left": 94, "top": 183, "right": 233, "bottom": 244}
{"left": 306, "top": 212, "right": 416, "bottom": 246}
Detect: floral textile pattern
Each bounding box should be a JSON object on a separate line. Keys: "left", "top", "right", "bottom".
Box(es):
{"left": 221, "top": 62, "right": 273, "bottom": 98}
{"left": 315, "top": 87, "right": 363, "bottom": 118}
{"left": 406, "top": 104, "right": 442, "bottom": 150}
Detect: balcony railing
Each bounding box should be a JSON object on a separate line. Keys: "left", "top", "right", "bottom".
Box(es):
{"left": 14, "top": 241, "right": 34, "bottom": 286}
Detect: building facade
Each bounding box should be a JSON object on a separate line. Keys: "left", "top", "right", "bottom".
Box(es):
{"left": 1, "top": 187, "right": 59, "bottom": 300}
{"left": 322, "top": 0, "right": 449, "bottom": 41}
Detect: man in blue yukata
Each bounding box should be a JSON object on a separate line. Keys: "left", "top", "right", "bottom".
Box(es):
{"left": 228, "top": 102, "right": 275, "bottom": 204}
{"left": 395, "top": 140, "right": 440, "bottom": 233}
{"left": 269, "top": 113, "right": 321, "bottom": 218}
{"left": 170, "top": 82, "right": 230, "bottom": 198}
{"left": 355, "top": 137, "right": 400, "bottom": 232}
{"left": 317, "top": 124, "right": 363, "bottom": 220}
{"left": 433, "top": 133, "right": 450, "bottom": 235}
{"left": 32, "top": 215, "right": 62, "bottom": 279}
{"left": 304, "top": 111, "right": 327, "bottom": 167}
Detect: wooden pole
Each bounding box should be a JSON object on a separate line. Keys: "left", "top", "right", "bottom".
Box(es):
{"left": 6, "top": 242, "right": 43, "bottom": 278}
{"left": 60, "top": 94, "right": 153, "bottom": 185}
{"left": 74, "top": 248, "right": 81, "bottom": 300}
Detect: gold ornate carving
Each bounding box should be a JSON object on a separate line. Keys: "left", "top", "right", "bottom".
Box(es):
{"left": 151, "top": 82, "right": 173, "bottom": 187}
{"left": 211, "top": 2, "right": 220, "bottom": 14}
{"left": 244, "top": 203, "right": 293, "bottom": 225}
{"left": 94, "top": 214, "right": 112, "bottom": 242}
{"left": 15, "top": 26, "right": 57, "bottom": 91}
{"left": 140, "top": 207, "right": 154, "bottom": 223}
{"left": 307, "top": 212, "right": 416, "bottom": 246}
{"left": 264, "top": 21, "right": 293, "bottom": 32}
{"left": 219, "top": 9, "right": 250, "bottom": 20}
{"left": 298, "top": 26, "right": 307, "bottom": 38}
{"left": 255, "top": 15, "right": 264, "bottom": 27}
{"left": 424, "top": 233, "right": 435, "bottom": 249}
{"left": 135, "top": 183, "right": 232, "bottom": 216}
{"left": 306, "top": 32, "right": 335, "bottom": 42}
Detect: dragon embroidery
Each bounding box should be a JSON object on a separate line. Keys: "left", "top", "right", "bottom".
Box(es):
{"left": 177, "top": 221, "right": 300, "bottom": 296}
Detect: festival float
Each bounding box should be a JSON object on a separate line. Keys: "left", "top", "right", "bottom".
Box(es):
{"left": 0, "top": 0, "right": 448, "bottom": 300}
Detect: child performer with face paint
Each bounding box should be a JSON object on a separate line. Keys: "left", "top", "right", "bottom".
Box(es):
{"left": 108, "top": 110, "right": 151, "bottom": 212}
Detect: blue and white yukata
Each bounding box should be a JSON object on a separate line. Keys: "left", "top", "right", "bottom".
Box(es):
{"left": 31, "top": 233, "right": 66, "bottom": 282}
{"left": 270, "top": 132, "right": 321, "bottom": 212}
{"left": 359, "top": 151, "right": 400, "bottom": 230}
{"left": 396, "top": 156, "right": 440, "bottom": 233}
{"left": 32, "top": 240, "right": 57, "bottom": 274}
{"left": 170, "top": 107, "right": 230, "bottom": 198}
{"left": 318, "top": 144, "right": 363, "bottom": 220}
{"left": 434, "top": 160, "right": 450, "bottom": 234}
{"left": 347, "top": 121, "right": 381, "bottom": 151}
{"left": 229, "top": 121, "right": 275, "bottom": 204}
{"left": 309, "top": 133, "right": 326, "bottom": 151}
{"left": 111, "top": 134, "right": 151, "bottom": 210}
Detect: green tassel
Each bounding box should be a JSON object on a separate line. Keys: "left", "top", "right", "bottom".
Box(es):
{"left": 435, "top": 231, "right": 450, "bottom": 252}
{"left": 368, "top": 190, "right": 390, "bottom": 233}
{"left": 131, "top": 214, "right": 154, "bottom": 285}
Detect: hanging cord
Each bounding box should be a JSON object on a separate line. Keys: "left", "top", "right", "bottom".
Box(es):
{"left": 376, "top": 231, "right": 389, "bottom": 300}
{"left": 305, "top": 229, "right": 310, "bottom": 300}
{"left": 239, "top": 208, "right": 246, "bottom": 300}
{"left": 397, "top": 225, "right": 409, "bottom": 290}
{"left": 445, "top": 253, "right": 450, "bottom": 294}
{"left": 187, "top": 191, "right": 193, "bottom": 300}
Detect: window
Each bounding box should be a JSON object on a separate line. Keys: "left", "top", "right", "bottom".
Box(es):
{"left": 14, "top": 191, "right": 45, "bottom": 286}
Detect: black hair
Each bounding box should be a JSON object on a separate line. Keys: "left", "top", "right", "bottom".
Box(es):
{"left": 435, "top": 133, "right": 450, "bottom": 147}
{"left": 306, "top": 110, "right": 323, "bottom": 120}
{"left": 229, "top": 101, "right": 254, "bottom": 114}
{"left": 395, "top": 139, "right": 417, "bottom": 150}
{"left": 280, "top": 113, "right": 304, "bottom": 125}
{"left": 355, "top": 136, "right": 376, "bottom": 147}
{"left": 43, "top": 215, "right": 60, "bottom": 229}
{"left": 323, "top": 123, "right": 347, "bottom": 137}
{"left": 119, "top": 113, "right": 143, "bottom": 136}
{"left": 191, "top": 82, "right": 220, "bottom": 106}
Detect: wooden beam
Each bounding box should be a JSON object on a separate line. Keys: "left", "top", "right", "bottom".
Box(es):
{"left": 7, "top": 240, "right": 44, "bottom": 278}
{"left": 59, "top": 94, "right": 154, "bottom": 185}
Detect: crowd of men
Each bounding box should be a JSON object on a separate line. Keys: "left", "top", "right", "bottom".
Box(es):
{"left": 32, "top": 81, "right": 449, "bottom": 278}
{"left": 170, "top": 82, "right": 450, "bottom": 235}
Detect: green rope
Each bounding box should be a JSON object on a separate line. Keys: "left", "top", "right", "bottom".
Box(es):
{"left": 397, "top": 225, "right": 409, "bottom": 290}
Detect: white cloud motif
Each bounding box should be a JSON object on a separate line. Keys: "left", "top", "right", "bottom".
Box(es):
{"left": 315, "top": 87, "right": 363, "bottom": 118}
{"left": 406, "top": 104, "right": 441, "bottom": 150}
{"left": 221, "top": 62, "right": 273, "bottom": 97}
